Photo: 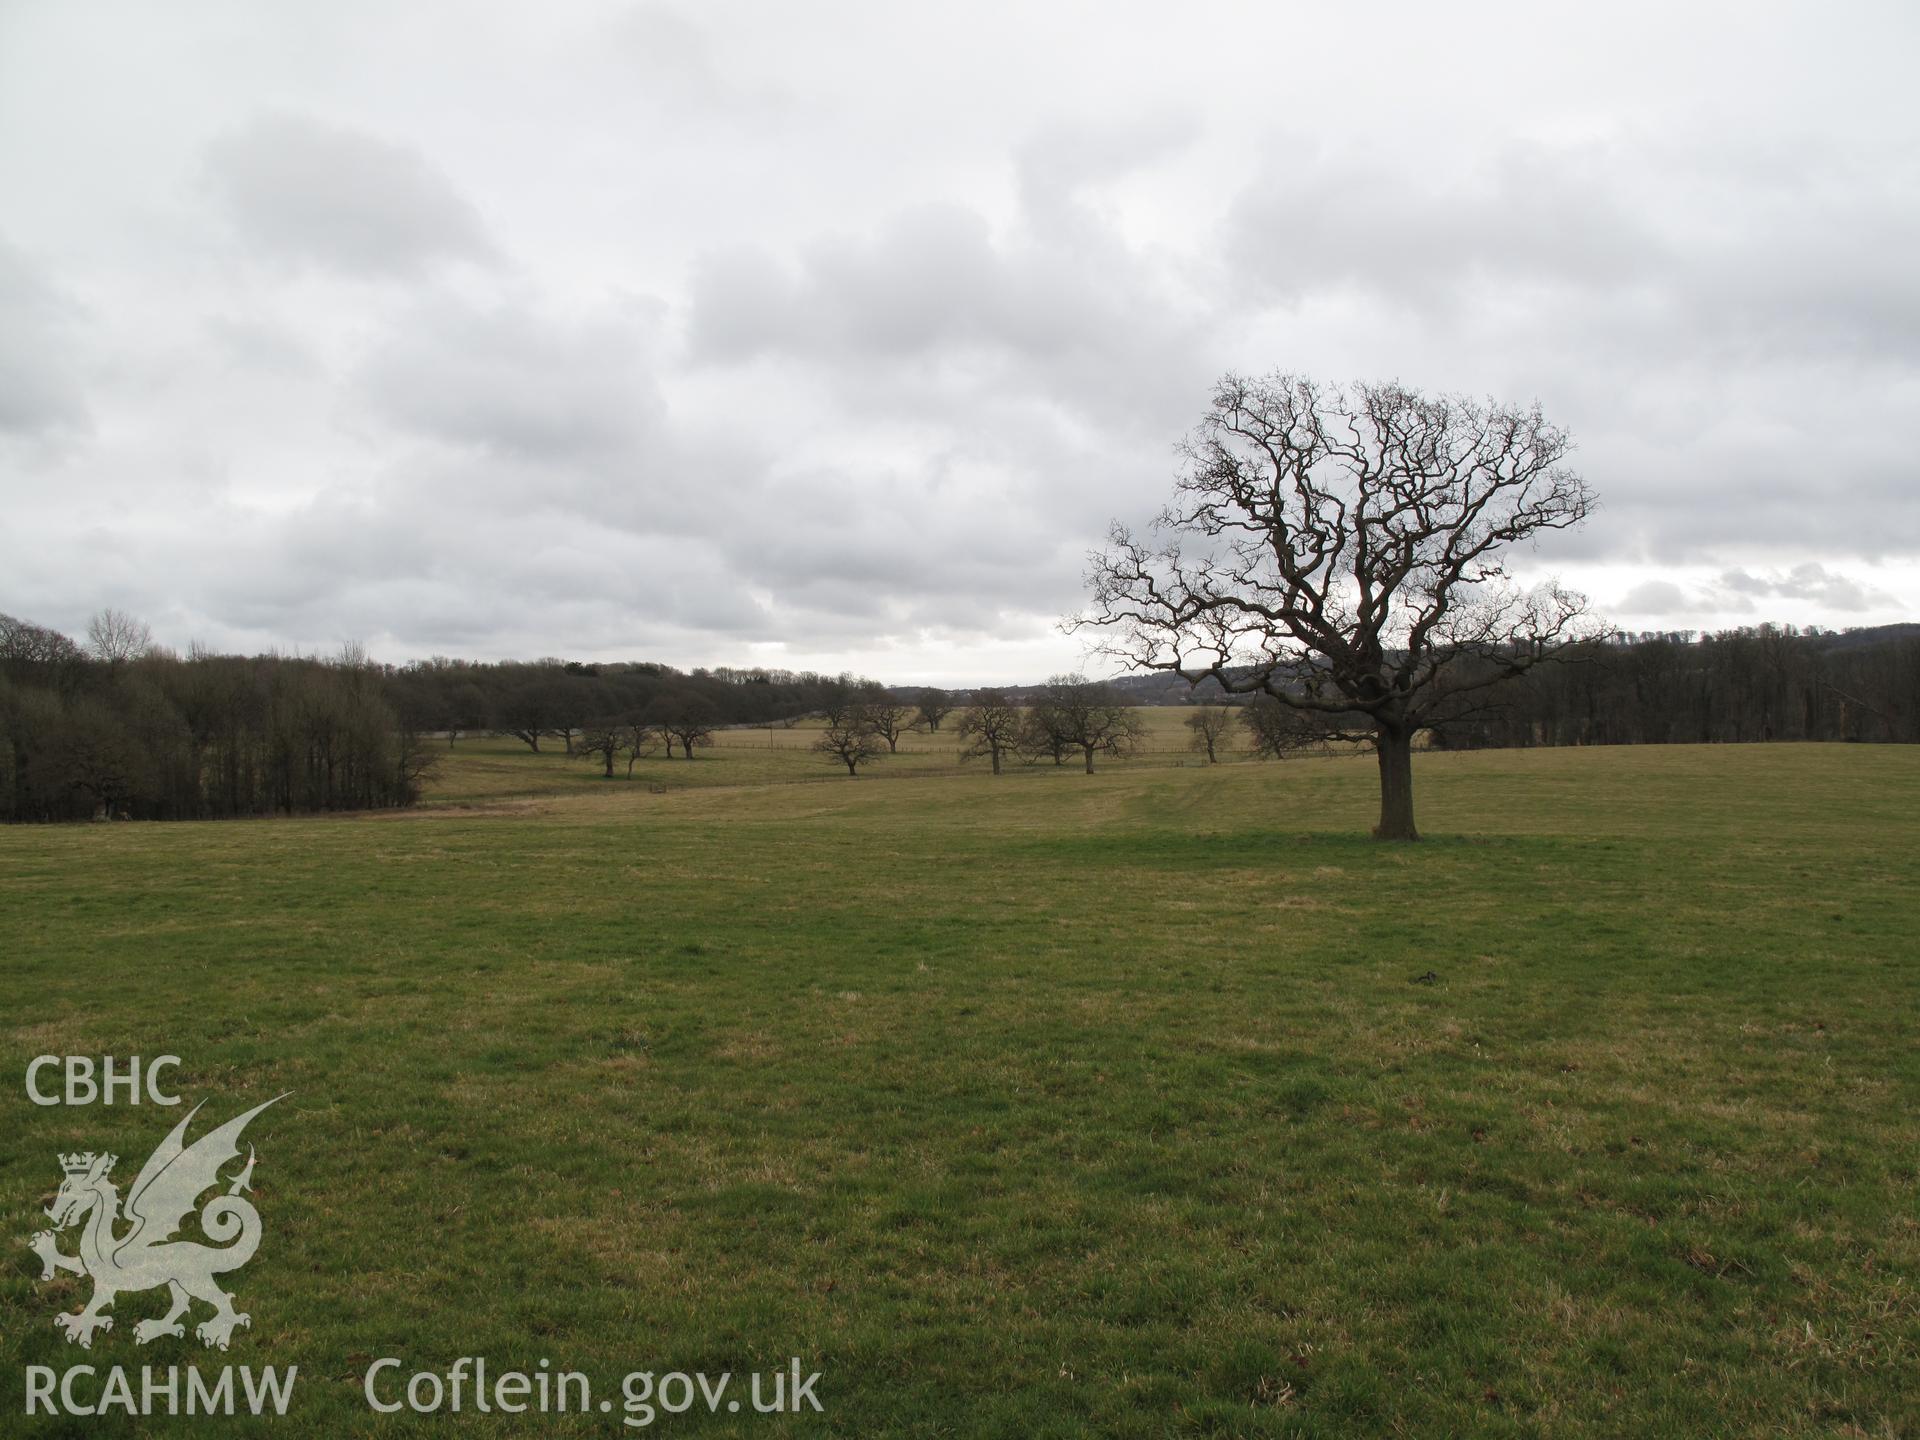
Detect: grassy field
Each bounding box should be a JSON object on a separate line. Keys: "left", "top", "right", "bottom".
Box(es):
{"left": 2, "top": 725, "right": 1916, "bottom": 1437}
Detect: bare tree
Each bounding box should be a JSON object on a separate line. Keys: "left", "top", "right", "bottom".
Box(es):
{"left": 1184, "top": 704, "right": 1234, "bottom": 763}
{"left": 953, "top": 689, "right": 1022, "bottom": 774}
{"left": 814, "top": 710, "right": 887, "bottom": 775}
{"left": 1239, "top": 693, "right": 1324, "bottom": 760}
{"left": 915, "top": 687, "right": 955, "bottom": 733}
{"left": 86, "top": 608, "right": 153, "bottom": 666}
{"left": 1077, "top": 374, "right": 1594, "bottom": 839}
{"left": 1019, "top": 697, "right": 1074, "bottom": 766}
{"left": 1033, "top": 674, "right": 1144, "bottom": 774}
{"left": 574, "top": 720, "right": 631, "bottom": 778}
{"left": 662, "top": 703, "right": 717, "bottom": 759}
{"left": 859, "top": 687, "right": 921, "bottom": 753}
{"left": 622, "top": 718, "right": 662, "bottom": 777}
{"left": 492, "top": 679, "right": 557, "bottom": 752}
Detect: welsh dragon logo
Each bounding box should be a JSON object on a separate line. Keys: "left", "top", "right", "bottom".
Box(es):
{"left": 26, "top": 1095, "right": 286, "bottom": 1351}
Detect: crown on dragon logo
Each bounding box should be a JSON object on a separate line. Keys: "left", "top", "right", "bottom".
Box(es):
{"left": 58, "top": 1152, "right": 112, "bottom": 1175}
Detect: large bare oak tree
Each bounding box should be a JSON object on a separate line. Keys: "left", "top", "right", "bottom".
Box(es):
{"left": 1076, "top": 374, "right": 1595, "bottom": 839}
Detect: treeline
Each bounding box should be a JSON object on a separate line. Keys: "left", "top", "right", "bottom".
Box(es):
{"left": 383, "top": 658, "right": 889, "bottom": 753}
{"left": 0, "top": 610, "right": 899, "bottom": 819}
{"left": 8, "top": 610, "right": 1911, "bottom": 820}
{"left": 1, "top": 613, "right": 430, "bottom": 821}
{"left": 1429, "top": 625, "right": 1920, "bottom": 750}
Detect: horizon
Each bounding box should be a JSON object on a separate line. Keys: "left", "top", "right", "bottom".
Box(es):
{"left": 11, "top": 606, "right": 1913, "bottom": 694}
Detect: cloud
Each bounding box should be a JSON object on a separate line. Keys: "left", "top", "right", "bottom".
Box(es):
{"left": 1608, "top": 563, "right": 1904, "bottom": 624}
{"left": 356, "top": 294, "right": 667, "bottom": 464}
{"left": 689, "top": 203, "right": 1139, "bottom": 365}
{"left": 0, "top": 238, "right": 88, "bottom": 436}
{"left": 1716, "top": 562, "right": 1894, "bottom": 613}
{"left": 604, "top": 5, "right": 794, "bottom": 120}
{"left": 1226, "top": 141, "right": 1662, "bottom": 312}
{"left": 204, "top": 113, "right": 497, "bottom": 278}
{"left": 1615, "top": 579, "right": 1692, "bottom": 616}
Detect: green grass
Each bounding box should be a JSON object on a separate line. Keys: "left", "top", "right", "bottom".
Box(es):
{"left": 2, "top": 736, "right": 1916, "bottom": 1436}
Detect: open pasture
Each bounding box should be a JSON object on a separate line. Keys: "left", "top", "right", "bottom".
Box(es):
{"left": 3, "top": 738, "right": 1916, "bottom": 1436}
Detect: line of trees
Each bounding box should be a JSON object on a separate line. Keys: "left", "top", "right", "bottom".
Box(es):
{"left": 1426, "top": 624, "right": 1920, "bottom": 749}
{"left": 1148, "top": 626, "right": 1920, "bottom": 760}
{"left": 1150, "top": 624, "right": 1920, "bottom": 759}
{"left": 1, "top": 612, "right": 431, "bottom": 821}
{"left": 385, "top": 658, "right": 869, "bottom": 755}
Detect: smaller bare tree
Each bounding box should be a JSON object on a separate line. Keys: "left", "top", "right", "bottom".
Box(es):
{"left": 815, "top": 711, "right": 887, "bottom": 775}
{"left": 574, "top": 720, "right": 631, "bottom": 779}
{"left": 1184, "top": 704, "right": 1234, "bottom": 763}
{"left": 622, "top": 718, "right": 662, "bottom": 777}
{"left": 663, "top": 709, "right": 717, "bottom": 759}
{"left": 1036, "top": 674, "right": 1145, "bottom": 774}
{"left": 859, "top": 688, "right": 922, "bottom": 753}
{"left": 915, "top": 687, "right": 955, "bottom": 733}
{"left": 1239, "top": 694, "right": 1325, "bottom": 760}
{"left": 1019, "top": 702, "right": 1073, "bottom": 766}
{"left": 954, "top": 690, "right": 1023, "bottom": 774}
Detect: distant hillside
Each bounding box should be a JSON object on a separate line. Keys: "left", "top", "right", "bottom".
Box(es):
{"left": 1813, "top": 621, "right": 1920, "bottom": 653}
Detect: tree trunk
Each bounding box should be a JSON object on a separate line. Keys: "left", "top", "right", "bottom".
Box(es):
{"left": 602, "top": 752, "right": 614, "bottom": 778}
{"left": 990, "top": 745, "right": 1002, "bottom": 775}
{"left": 845, "top": 758, "right": 858, "bottom": 776}
{"left": 1373, "top": 724, "right": 1419, "bottom": 840}
{"left": 1083, "top": 744, "right": 1096, "bottom": 774}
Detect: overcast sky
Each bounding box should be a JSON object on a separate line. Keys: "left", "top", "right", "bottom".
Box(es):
{"left": 2, "top": 1, "right": 1916, "bottom": 683}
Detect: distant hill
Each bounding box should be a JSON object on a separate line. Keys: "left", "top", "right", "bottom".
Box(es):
{"left": 1813, "top": 621, "right": 1920, "bottom": 653}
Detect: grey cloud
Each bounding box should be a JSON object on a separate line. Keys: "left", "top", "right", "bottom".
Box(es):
{"left": 1225, "top": 133, "right": 1920, "bottom": 367}
{"left": 0, "top": 238, "right": 88, "bottom": 435}
{"left": 1716, "top": 562, "right": 1894, "bottom": 613}
{"left": 689, "top": 204, "right": 1137, "bottom": 364}
{"left": 1227, "top": 141, "right": 1662, "bottom": 312}
{"left": 684, "top": 185, "right": 1217, "bottom": 458}
{"left": 205, "top": 113, "right": 497, "bottom": 278}
{"left": 356, "top": 295, "right": 667, "bottom": 463}
{"left": 1219, "top": 134, "right": 1920, "bottom": 565}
